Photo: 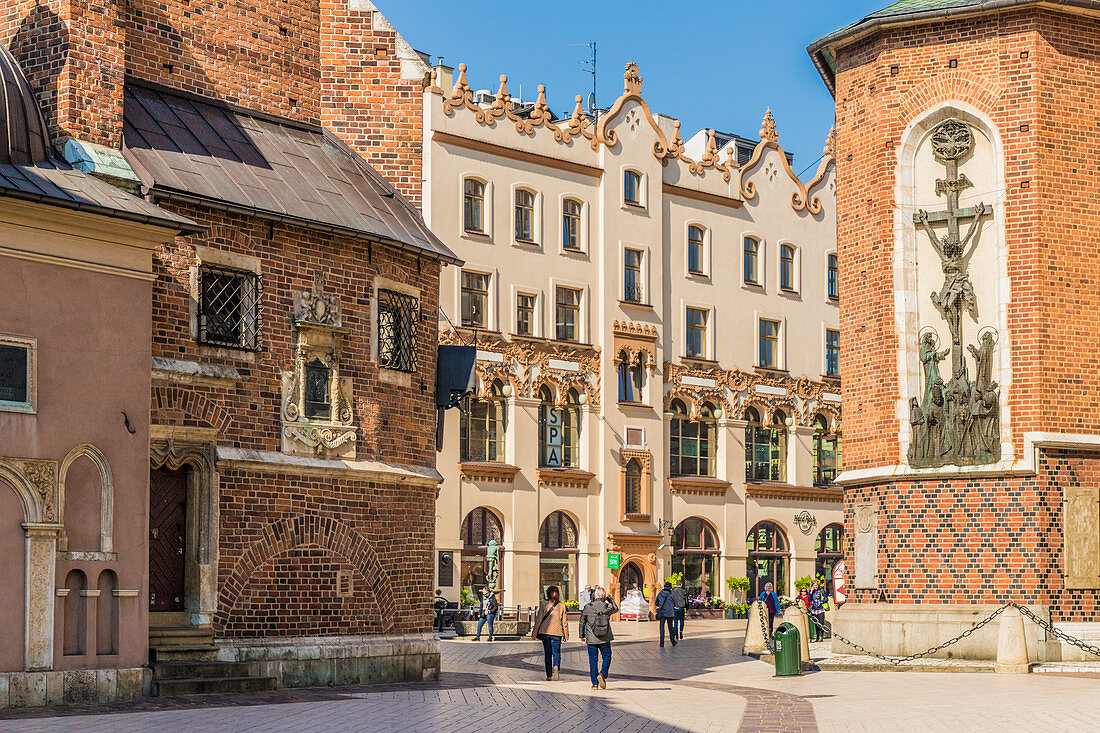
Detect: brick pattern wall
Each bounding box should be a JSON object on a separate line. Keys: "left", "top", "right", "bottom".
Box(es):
{"left": 832, "top": 8, "right": 1100, "bottom": 469}
{"left": 320, "top": 0, "right": 425, "bottom": 206}
{"left": 843, "top": 448, "right": 1098, "bottom": 621}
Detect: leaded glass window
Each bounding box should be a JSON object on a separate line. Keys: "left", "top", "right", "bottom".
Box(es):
{"left": 304, "top": 359, "right": 331, "bottom": 419}
{"left": 378, "top": 289, "right": 419, "bottom": 372}
{"left": 198, "top": 264, "right": 261, "bottom": 350}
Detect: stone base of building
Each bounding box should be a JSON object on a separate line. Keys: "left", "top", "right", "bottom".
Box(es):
{"left": 0, "top": 668, "right": 151, "bottom": 708}
{"left": 214, "top": 633, "right": 440, "bottom": 688}
{"left": 831, "top": 603, "right": 1062, "bottom": 662}
{"left": 453, "top": 620, "right": 531, "bottom": 637}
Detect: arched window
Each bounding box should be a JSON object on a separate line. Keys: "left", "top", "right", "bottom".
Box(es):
{"left": 460, "top": 507, "right": 503, "bottom": 597}
{"left": 813, "top": 414, "right": 841, "bottom": 485}
{"left": 617, "top": 349, "right": 644, "bottom": 403}
{"left": 624, "top": 459, "right": 642, "bottom": 515}
{"left": 540, "top": 511, "right": 578, "bottom": 601}
{"left": 815, "top": 523, "right": 844, "bottom": 596}
{"left": 562, "top": 199, "right": 583, "bottom": 250}
{"left": 743, "top": 236, "right": 760, "bottom": 285}
{"left": 687, "top": 225, "right": 705, "bottom": 274}
{"left": 745, "top": 408, "right": 787, "bottom": 482}
{"left": 780, "top": 244, "right": 796, "bottom": 291}
{"left": 463, "top": 178, "right": 485, "bottom": 233}
{"left": 624, "top": 169, "right": 642, "bottom": 205}
{"left": 539, "top": 387, "right": 581, "bottom": 467}
{"left": 827, "top": 253, "right": 839, "bottom": 299}
{"left": 747, "top": 521, "right": 789, "bottom": 598}
{"left": 670, "top": 400, "right": 716, "bottom": 477}
{"left": 515, "top": 188, "right": 535, "bottom": 242}
{"left": 672, "top": 517, "right": 719, "bottom": 597}
{"left": 460, "top": 381, "right": 506, "bottom": 462}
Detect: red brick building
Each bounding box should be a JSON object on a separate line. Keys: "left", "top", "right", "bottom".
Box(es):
{"left": 2, "top": 0, "right": 458, "bottom": 699}
{"left": 810, "top": 1, "right": 1100, "bottom": 658}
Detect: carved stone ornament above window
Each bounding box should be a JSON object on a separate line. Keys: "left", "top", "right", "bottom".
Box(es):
{"left": 281, "top": 280, "right": 355, "bottom": 458}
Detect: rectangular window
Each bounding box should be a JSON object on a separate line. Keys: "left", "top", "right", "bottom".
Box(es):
{"left": 555, "top": 286, "right": 581, "bottom": 342}
{"left": 463, "top": 179, "right": 485, "bottom": 233}
{"left": 825, "top": 329, "right": 840, "bottom": 377}
{"left": 828, "top": 253, "right": 839, "bottom": 300}
{"left": 685, "top": 307, "right": 708, "bottom": 358}
{"left": 516, "top": 293, "right": 536, "bottom": 336}
{"left": 460, "top": 271, "right": 490, "bottom": 328}
{"left": 759, "top": 319, "right": 780, "bottom": 368}
{"left": 687, "top": 226, "right": 705, "bottom": 275}
{"left": 743, "top": 237, "right": 759, "bottom": 285}
{"left": 623, "top": 249, "right": 643, "bottom": 303}
{"left": 198, "top": 264, "right": 261, "bottom": 350}
{"left": 515, "top": 189, "right": 535, "bottom": 242}
{"left": 624, "top": 170, "right": 641, "bottom": 205}
{"left": 377, "top": 289, "right": 419, "bottom": 372}
{"left": 0, "top": 337, "right": 35, "bottom": 413}
{"left": 562, "top": 199, "right": 582, "bottom": 250}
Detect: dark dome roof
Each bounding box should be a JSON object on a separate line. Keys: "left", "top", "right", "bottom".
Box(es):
{"left": 0, "top": 41, "right": 51, "bottom": 165}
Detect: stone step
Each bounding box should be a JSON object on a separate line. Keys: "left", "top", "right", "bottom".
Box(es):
{"left": 150, "top": 644, "right": 220, "bottom": 662}
{"left": 153, "top": 675, "right": 277, "bottom": 697}
{"left": 149, "top": 627, "right": 215, "bottom": 644}
{"left": 153, "top": 660, "right": 253, "bottom": 681}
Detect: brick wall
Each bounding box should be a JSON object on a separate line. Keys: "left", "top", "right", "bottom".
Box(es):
{"left": 843, "top": 448, "right": 1099, "bottom": 622}
{"left": 319, "top": 0, "right": 426, "bottom": 206}
{"left": 832, "top": 8, "right": 1100, "bottom": 470}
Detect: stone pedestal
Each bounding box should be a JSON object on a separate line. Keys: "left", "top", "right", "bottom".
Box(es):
{"left": 743, "top": 600, "right": 770, "bottom": 655}
{"left": 994, "top": 606, "right": 1031, "bottom": 674}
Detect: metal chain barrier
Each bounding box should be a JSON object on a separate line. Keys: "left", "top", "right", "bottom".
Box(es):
{"left": 757, "top": 602, "right": 775, "bottom": 651}
{"left": 820, "top": 600, "right": 1100, "bottom": 666}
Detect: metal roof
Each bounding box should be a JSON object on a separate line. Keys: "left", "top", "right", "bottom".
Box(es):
{"left": 0, "top": 43, "right": 200, "bottom": 232}
{"left": 122, "top": 80, "right": 459, "bottom": 263}
{"left": 808, "top": 0, "right": 1100, "bottom": 94}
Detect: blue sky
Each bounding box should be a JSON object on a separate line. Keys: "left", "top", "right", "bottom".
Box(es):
{"left": 379, "top": 1, "right": 886, "bottom": 172}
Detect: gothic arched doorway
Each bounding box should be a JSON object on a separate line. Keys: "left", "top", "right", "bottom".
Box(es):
{"left": 618, "top": 561, "right": 644, "bottom": 601}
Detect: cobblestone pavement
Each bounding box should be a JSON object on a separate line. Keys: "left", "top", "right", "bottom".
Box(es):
{"left": 1, "top": 621, "right": 1099, "bottom": 732}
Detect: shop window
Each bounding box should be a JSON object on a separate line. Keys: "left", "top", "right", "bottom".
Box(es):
{"left": 816, "top": 523, "right": 845, "bottom": 597}
{"left": 813, "top": 414, "right": 841, "bottom": 485}
{"left": 747, "top": 521, "right": 789, "bottom": 598}
{"left": 672, "top": 517, "right": 719, "bottom": 598}
{"left": 670, "top": 400, "right": 716, "bottom": 477}
{"left": 460, "top": 381, "right": 507, "bottom": 462}
{"left": 540, "top": 511, "right": 578, "bottom": 602}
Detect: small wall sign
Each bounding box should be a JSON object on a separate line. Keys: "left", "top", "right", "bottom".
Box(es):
{"left": 607, "top": 552, "right": 621, "bottom": 570}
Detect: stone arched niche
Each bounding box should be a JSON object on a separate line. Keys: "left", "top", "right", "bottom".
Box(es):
{"left": 59, "top": 444, "right": 114, "bottom": 556}
{"left": 893, "top": 102, "right": 1011, "bottom": 466}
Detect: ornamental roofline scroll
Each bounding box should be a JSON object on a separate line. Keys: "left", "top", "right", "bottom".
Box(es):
{"left": 427, "top": 62, "right": 835, "bottom": 214}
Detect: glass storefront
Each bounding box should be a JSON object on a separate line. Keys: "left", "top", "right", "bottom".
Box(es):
{"left": 539, "top": 511, "right": 578, "bottom": 602}
{"left": 815, "top": 523, "right": 844, "bottom": 596}
{"left": 747, "top": 521, "right": 790, "bottom": 598}
{"left": 672, "top": 517, "right": 719, "bottom": 599}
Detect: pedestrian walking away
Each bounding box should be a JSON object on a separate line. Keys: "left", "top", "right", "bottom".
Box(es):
{"left": 760, "top": 582, "right": 780, "bottom": 635}
{"left": 531, "top": 585, "right": 568, "bottom": 680}
{"left": 473, "top": 587, "right": 498, "bottom": 641}
{"left": 580, "top": 586, "right": 617, "bottom": 689}
{"left": 655, "top": 582, "right": 677, "bottom": 647}
{"left": 808, "top": 580, "right": 827, "bottom": 642}
{"left": 671, "top": 581, "right": 686, "bottom": 641}
{"left": 578, "top": 584, "right": 592, "bottom": 608}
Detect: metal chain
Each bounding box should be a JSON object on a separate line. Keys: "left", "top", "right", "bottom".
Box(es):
{"left": 756, "top": 603, "right": 774, "bottom": 651}
{"left": 827, "top": 604, "right": 1009, "bottom": 665}
{"left": 1013, "top": 603, "right": 1100, "bottom": 659}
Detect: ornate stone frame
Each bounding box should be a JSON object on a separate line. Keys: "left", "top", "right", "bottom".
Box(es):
{"left": 150, "top": 435, "right": 219, "bottom": 619}
{"left": 607, "top": 532, "right": 662, "bottom": 618}
{"left": 58, "top": 443, "right": 115, "bottom": 560}
{"left": 618, "top": 449, "right": 652, "bottom": 522}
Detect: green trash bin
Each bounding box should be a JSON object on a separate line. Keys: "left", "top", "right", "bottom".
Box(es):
{"left": 773, "top": 622, "right": 802, "bottom": 677}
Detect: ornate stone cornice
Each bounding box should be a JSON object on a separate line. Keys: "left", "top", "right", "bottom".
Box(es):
{"left": 668, "top": 475, "right": 731, "bottom": 497}
{"left": 612, "top": 320, "right": 658, "bottom": 341}
{"left": 607, "top": 532, "right": 662, "bottom": 553}
{"left": 458, "top": 461, "right": 521, "bottom": 484}
{"left": 745, "top": 482, "right": 843, "bottom": 503}
{"left": 536, "top": 467, "right": 595, "bottom": 491}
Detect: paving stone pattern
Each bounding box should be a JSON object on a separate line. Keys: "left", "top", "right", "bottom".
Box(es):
{"left": 1, "top": 621, "right": 1099, "bottom": 732}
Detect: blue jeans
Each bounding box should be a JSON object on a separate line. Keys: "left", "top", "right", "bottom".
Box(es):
{"left": 673, "top": 608, "right": 685, "bottom": 638}
{"left": 539, "top": 634, "right": 562, "bottom": 678}
{"left": 587, "top": 642, "right": 611, "bottom": 685}
{"left": 475, "top": 613, "right": 495, "bottom": 640}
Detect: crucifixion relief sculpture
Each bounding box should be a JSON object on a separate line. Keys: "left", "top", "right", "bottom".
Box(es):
{"left": 908, "top": 119, "right": 1000, "bottom": 468}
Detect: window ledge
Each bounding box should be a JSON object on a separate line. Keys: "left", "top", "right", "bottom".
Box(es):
{"left": 754, "top": 366, "right": 789, "bottom": 378}
{"left": 462, "top": 229, "right": 491, "bottom": 239}
{"left": 623, "top": 201, "right": 646, "bottom": 211}
{"left": 745, "top": 481, "right": 843, "bottom": 503}
{"left": 458, "top": 461, "right": 520, "bottom": 484}
{"left": 562, "top": 247, "right": 588, "bottom": 257}
{"left": 821, "top": 374, "right": 841, "bottom": 384}
{"left": 668, "top": 475, "right": 730, "bottom": 496}
{"left": 537, "top": 467, "right": 595, "bottom": 490}
{"left": 742, "top": 282, "right": 764, "bottom": 292}
{"left": 622, "top": 513, "right": 652, "bottom": 523}
{"left": 682, "top": 356, "right": 720, "bottom": 368}
{"left": 686, "top": 271, "right": 710, "bottom": 281}
{"left": 618, "top": 300, "right": 654, "bottom": 309}
{"left": 513, "top": 238, "right": 539, "bottom": 248}
{"left": 617, "top": 401, "right": 653, "bottom": 411}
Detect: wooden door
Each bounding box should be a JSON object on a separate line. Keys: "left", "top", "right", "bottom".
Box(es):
{"left": 149, "top": 468, "right": 187, "bottom": 611}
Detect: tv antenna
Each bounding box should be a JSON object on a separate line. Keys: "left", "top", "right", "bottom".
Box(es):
{"left": 570, "top": 41, "right": 597, "bottom": 120}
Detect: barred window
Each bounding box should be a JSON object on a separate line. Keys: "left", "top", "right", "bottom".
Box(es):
{"left": 377, "top": 289, "right": 419, "bottom": 372}
{"left": 198, "top": 265, "right": 261, "bottom": 351}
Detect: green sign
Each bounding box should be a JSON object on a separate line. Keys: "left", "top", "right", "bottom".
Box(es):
{"left": 607, "top": 552, "right": 621, "bottom": 570}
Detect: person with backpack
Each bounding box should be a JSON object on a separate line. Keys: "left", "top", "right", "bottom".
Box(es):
{"left": 473, "top": 587, "right": 498, "bottom": 641}
{"left": 655, "top": 581, "right": 677, "bottom": 648}
{"left": 760, "top": 581, "right": 780, "bottom": 635}
{"left": 579, "top": 586, "right": 617, "bottom": 689}
{"left": 671, "top": 581, "right": 687, "bottom": 642}
{"left": 531, "top": 585, "right": 568, "bottom": 680}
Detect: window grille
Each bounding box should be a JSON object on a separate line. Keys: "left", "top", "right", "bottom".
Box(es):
{"left": 377, "top": 289, "right": 419, "bottom": 372}
{"left": 198, "top": 265, "right": 262, "bottom": 351}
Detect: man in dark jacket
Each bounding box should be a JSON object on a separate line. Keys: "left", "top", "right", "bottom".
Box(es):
{"left": 655, "top": 582, "right": 677, "bottom": 648}
{"left": 671, "top": 581, "right": 687, "bottom": 642}
{"left": 579, "top": 586, "right": 617, "bottom": 689}
{"left": 473, "top": 587, "right": 498, "bottom": 641}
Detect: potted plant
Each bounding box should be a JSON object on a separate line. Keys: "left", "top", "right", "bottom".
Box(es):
{"left": 725, "top": 577, "right": 749, "bottom": 617}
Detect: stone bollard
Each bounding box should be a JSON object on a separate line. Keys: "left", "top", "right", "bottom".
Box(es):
{"left": 784, "top": 604, "right": 812, "bottom": 665}
{"left": 995, "top": 605, "right": 1031, "bottom": 674}
{"left": 743, "top": 600, "right": 770, "bottom": 655}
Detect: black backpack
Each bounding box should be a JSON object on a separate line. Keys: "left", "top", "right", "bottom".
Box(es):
{"left": 590, "top": 601, "right": 611, "bottom": 638}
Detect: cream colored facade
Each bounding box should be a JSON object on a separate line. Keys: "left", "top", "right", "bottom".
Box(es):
{"left": 425, "top": 63, "right": 843, "bottom": 612}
